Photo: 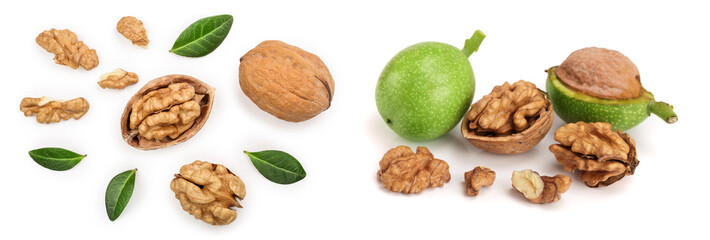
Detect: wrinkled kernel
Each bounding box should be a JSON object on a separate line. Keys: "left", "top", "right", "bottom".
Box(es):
{"left": 36, "top": 28, "right": 98, "bottom": 70}
{"left": 98, "top": 68, "right": 139, "bottom": 89}
{"left": 466, "top": 80, "right": 547, "bottom": 135}
{"left": 377, "top": 146, "right": 450, "bottom": 194}
{"left": 117, "top": 16, "right": 149, "bottom": 47}
{"left": 170, "top": 160, "right": 245, "bottom": 225}
{"left": 549, "top": 122, "right": 639, "bottom": 187}
{"left": 20, "top": 97, "right": 90, "bottom": 123}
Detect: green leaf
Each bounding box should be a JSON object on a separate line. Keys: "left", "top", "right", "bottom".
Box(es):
{"left": 244, "top": 150, "right": 306, "bottom": 184}
{"left": 170, "top": 14, "right": 233, "bottom": 57}
{"left": 28, "top": 147, "right": 85, "bottom": 171}
{"left": 105, "top": 169, "right": 137, "bottom": 221}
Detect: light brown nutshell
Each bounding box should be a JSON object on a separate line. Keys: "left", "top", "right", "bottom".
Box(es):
{"left": 117, "top": 16, "right": 149, "bottom": 47}
{"left": 239, "top": 40, "right": 334, "bottom": 122}
{"left": 377, "top": 146, "right": 450, "bottom": 194}
{"left": 120, "top": 75, "right": 215, "bottom": 150}
{"left": 170, "top": 160, "right": 246, "bottom": 225}
{"left": 20, "top": 96, "right": 89, "bottom": 123}
{"left": 98, "top": 68, "right": 139, "bottom": 89}
{"left": 549, "top": 122, "right": 639, "bottom": 187}
{"left": 461, "top": 80, "right": 553, "bottom": 154}
{"left": 36, "top": 28, "right": 99, "bottom": 70}
{"left": 464, "top": 166, "right": 495, "bottom": 196}
{"left": 556, "top": 47, "right": 641, "bottom": 100}
{"left": 511, "top": 169, "right": 571, "bottom": 204}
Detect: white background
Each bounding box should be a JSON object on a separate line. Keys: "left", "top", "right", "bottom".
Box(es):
{"left": 1, "top": 0, "right": 707, "bottom": 239}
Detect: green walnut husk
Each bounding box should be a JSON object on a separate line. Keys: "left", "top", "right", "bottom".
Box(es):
{"left": 546, "top": 66, "right": 677, "bottom": 131}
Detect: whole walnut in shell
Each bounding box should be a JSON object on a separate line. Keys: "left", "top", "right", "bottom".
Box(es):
{"left": 556, "top": 47, "right": 641, "bottom": 100}
{"left": 239, "top": 40, "right": 334, "bottom": 122}
{"left": 120, "top": 75, "right": 214, "bottom": 150}
{"left": 461, "top": 80, "right": 553, "bottom": 154}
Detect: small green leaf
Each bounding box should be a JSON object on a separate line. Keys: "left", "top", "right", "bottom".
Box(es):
{"left": 244, "top": 150, "right": 306, "bottom": 184}
{"left": 170, "top": 14, "right": 233, "bottom": 57}
{"left": 28, "top": 147, "right": 85, "bottom": 171}
{"left": 105, "top": 169, "right": 137, "bottom": 221}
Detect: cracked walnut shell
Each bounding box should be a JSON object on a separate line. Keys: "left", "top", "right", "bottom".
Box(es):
{"left": 461, "top": 80, "right": 553, "bottom": 154}
{"left": 171, "top": 160, "right": 245, "bottom": 225}
{"left": 20, "top": 96, "right": 89, "bottom": 123}
{"left": 511, "top": 169, "right": 571, "bottom": 204}
{"left": 36, "top": 28, "right": 98, "bottom": 70}
{"left": 98, "top": 68, "right": 138, "bottom": 89}
{"left": 120, "top": 75, "right": 214, "bottom": 150}
{"left": 464, "top": 166, "right": 495, "bottom": 196}
{"left": 239, "top": 40, "right": 335, "bottom": 122}
{"left": 117, "top": 16, "right": 149, "bottom": 47}
{"left": 549, "top": 122, "right": 639, "bottom": 187}
{"left": 377, "top": 146, "right": 450, "bottom": 194}
{"left": 556, "top": 47, "right": 641, "bottom": 100}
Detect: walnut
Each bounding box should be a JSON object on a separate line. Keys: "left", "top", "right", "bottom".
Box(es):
{"left": 117, "top": 16, "right": 149, "bottom": 47}
{"left": 35, "top": 28, "right": 98, "bottom": 70}
{"left": 170, "top": 160, "right": 245, "bottom": 225}
{"left": 461, "top": 80, "right": 553, "bottom": 154}
{"left": 98, "top": 68, "right": 139, "bottom": 89}
{"left": 511, "top": 169, "right": 571, "bottom": 204}
{"left": 549, "top": 122, "right": 639, "bottom": 187}
{"left": 556, "top": 47, "right": 641, "bottom": 100}
{"left": 20, "top": 96, "right": 89, "bottom": 123}
{"left": 120, "top": 75, "right": 215, "bottom": 150}
{"left": 239, "top": 40, "right": 334, "bottom": 122}
{"left": 377, "top": 146, "right": 450, "bottom": 194}
{"left": 464, "top": 166, "right": 495, "bottom": 196}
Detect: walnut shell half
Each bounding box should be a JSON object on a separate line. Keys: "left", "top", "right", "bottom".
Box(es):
{"left": 239, "top": 40, "right": 334, "bottom": 122}
{"left": 461, "top": 81, "right": 553, "bottom": 154}
{"left": 120, "top": 74, "right": 215, "bottom": 150}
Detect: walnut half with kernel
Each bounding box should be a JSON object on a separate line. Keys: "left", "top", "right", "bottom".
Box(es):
{"left": 549, "top": 122, "right": 639, "bottom": 187}
{"left": 120, "top": 75, "right": 214, "bottom": 150}
{"left": 461, "top": 80, "right": 553, "bottom": 154}
{"left": 20, "top": 96, "right": 89, "bottom": 123}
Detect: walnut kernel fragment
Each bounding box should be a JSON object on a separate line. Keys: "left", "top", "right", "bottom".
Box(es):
{"left": 36, "top": 28, "right": 98, "bottom": 70}
{"left": 117, "top": 16, "right": 149, "bottom": 47}
{"left": 556, "top": 47, "right": 641, "bottom": 100}
{"left": 377, "top": 146, "right": 450, "bottom": 194}
{"left": 511, "top": 169, "right": 571, "bottom": 204}
{"left": 549, "top": 122, "right": 639, "bottom": 187}
{"left": 98, "top": 68, "right": 138, "bottom": 89}
{"left": 464, "top": 166, "right": 495, "bottom": 196}
{"left": 170, "top": 160, "right": 246, "bottom": 225}
{"left": 20, "top": 96, "right": 89, "bottom": 123}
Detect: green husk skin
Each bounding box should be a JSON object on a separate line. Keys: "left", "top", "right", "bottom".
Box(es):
{"left": 546, "top": 66, "right": 658, "bottom": 131}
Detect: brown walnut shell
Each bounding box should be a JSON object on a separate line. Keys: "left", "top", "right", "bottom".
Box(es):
{"left": 461, "top": 88, "right": 553, "bottom": 154}
{"left": 239, "top": 40, "right": 334, "bottom": 122}
{"left": 556, "top": 47, "right": 642, "bottom": 100}
{"left": 120, "top": 74, "right": 215, "bottom": 150}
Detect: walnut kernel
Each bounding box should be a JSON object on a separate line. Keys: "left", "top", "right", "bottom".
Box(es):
{"left": 170, "top": 160, "right": 246, "bottom": 225}
{"left": 121, "top": 75, "right": 215, "bottom": 150}
{"left": 239, "top": 40, "right": 335, "bottom": 122}
{"left": 117, "top": 16, "right": 149, "bottom": 47}
{"left": 35, "top": 29, "right": 98, "bottom": 70}
{"left": 20, "top": 96, "right": 89, "bottom": 123}
{"left": 377, "top": 146, "right": 450, "bottom": 194}
{"left": 556, "top": 47, "right": 641, "bottom": 100}
{"left": 464, "top": 166, "right": 495, "bottom": 196}
{"left": 98, "top": 68, "right": 138, "bottom": 89}
{"left": 461, "top": 80, "right": 553, "bottom": 154}
{"left": 511, "top": 169, "right": 571, "bottom": 204}
{"left": 549, "top": 122, "right": 639, "bottom": 187}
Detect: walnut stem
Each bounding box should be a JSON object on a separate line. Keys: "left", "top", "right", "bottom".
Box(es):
{"left": 648, "top": 100, "right": 678, "bottom": 124}
{"left": 461, "top": 30, "right": 486, "bottom": 57}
